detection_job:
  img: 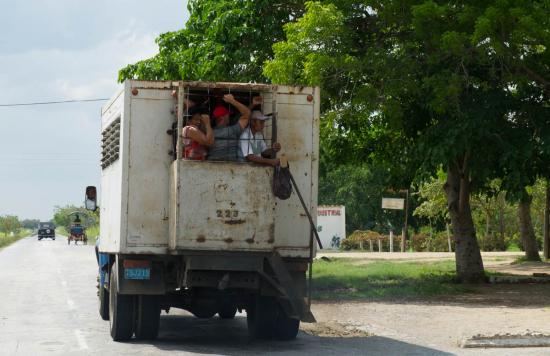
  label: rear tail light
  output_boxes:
[123,259,151,268]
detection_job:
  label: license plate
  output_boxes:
[124,267,150,280]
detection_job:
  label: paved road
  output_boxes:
[0,236,455,355]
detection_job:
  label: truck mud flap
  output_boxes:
[265,252,316,323]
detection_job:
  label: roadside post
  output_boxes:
[382,195,407,252]
[544,180,550,259]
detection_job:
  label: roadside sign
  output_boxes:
[382,198,405,210]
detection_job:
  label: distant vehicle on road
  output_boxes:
[37,222,55,240]
[67,213,88,245]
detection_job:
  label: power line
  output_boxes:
[0,98,109,107]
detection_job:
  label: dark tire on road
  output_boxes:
[274,311,300,340]
[246,296,277,339]
[191,308,217,319]
[134,295,160,340]
[98,274,109,321]
[218,304,237,319]
[109,263,134,341]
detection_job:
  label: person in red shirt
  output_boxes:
[182,105,214,160]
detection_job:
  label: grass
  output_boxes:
[512,256,528,265]
[0,229,32,249]
[312,258,471,300]
[506,243,521,252]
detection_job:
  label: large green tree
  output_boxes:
[119,0,306,82]
[265,1,549,282]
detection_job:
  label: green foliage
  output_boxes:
[313,258,468,300]
[320,162,413,234]
[265,0,550,196]
[341,230,381,250]
[413,170,448,224]
[53,205,99,230]
[119,0,306,82]
[506,243,522,252]
[410,230,452,252]
[20,219,40,230]
[0,215,21,237]
[0,229,31,249]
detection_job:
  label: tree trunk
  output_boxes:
[544,180,550,259]
[499,204,505,251]
[518,192,541,261]
[485,212,490,241]
[443,156,485,283]
[446,223,452,252]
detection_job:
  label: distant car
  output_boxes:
[37,222,55,240]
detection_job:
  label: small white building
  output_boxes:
[317,205,346,249]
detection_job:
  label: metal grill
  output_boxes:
[101,117,121,169]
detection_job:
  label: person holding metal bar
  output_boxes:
[207,94,253,161]
[239,110,281,166]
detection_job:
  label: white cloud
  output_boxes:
[0,1,189,219]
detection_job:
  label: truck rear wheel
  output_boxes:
[218,304,237,319]
[191,308,217,319]
[98,272,109,321]
[274,312,300,340]
[134,295,160,340]
[109,264,134,341]
[246,296,277,339]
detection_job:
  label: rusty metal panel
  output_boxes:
[126,88,174,249]
[272,86,319,258]
[170,160,276,251]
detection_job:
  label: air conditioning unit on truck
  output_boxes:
[87,80,319,341]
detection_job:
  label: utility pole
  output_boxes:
[401,189,409,252]
[544,180,550,259]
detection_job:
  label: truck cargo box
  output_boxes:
[99,80,319,259]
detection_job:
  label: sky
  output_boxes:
[0,1,189,221]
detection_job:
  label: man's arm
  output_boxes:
[261,142,281,158]
[223,94,250,129]
[245,154,280,167]
[184,116,214,147]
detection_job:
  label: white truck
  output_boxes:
[87,80,319,341]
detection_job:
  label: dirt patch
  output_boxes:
[300,321,372,338]
[310,283,550,354]
[487,261,550,276]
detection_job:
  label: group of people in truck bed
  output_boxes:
[181,94,281,166]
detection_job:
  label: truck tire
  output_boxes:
[191,308,217,319]
[98,273,109,321]
[218,305,237,319]
[109,264,134,341]
[134,295,160,340]
[246,296,277,339]
[274,312,300,340]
